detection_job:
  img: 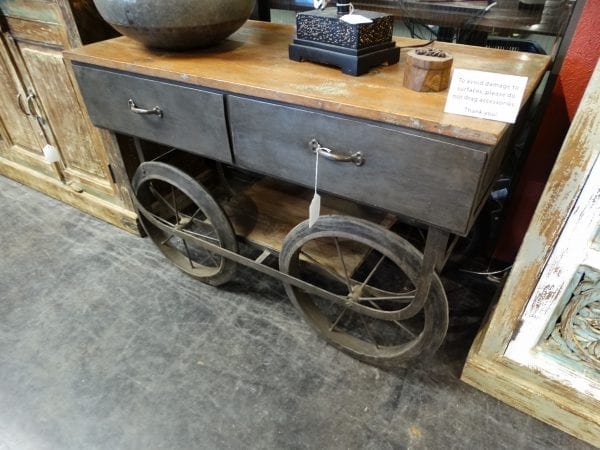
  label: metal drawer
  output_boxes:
[228,96,490,235]
[72,64,232,163]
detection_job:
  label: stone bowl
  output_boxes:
[93,0,256,50]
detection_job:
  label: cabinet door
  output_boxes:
[17,40,117,197]
[0,35,50,177]
[0,0,129,203]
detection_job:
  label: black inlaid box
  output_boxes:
[295,8,394,49]
[289,7,399,75]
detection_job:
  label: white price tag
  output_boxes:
[308,193,321,228]
[309,143,321,228]
[340,14,373,24]
[42,144,61,163]
[444,69,528,123]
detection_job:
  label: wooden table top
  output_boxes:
[64,20,550,146]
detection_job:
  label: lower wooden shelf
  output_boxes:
[222,176,396,275]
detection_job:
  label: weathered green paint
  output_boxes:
[462,61,600,447]
[0,0,61,24]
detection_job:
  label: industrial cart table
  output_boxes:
[64,21,549,367]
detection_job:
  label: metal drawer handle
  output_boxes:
[309,138,365,166]
[26,91,41,119]
[128,99,163,118]
[17,93,31,115]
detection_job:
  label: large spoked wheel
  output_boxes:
[279,216,449,367]
[132,161,237,286]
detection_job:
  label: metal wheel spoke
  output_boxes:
[362,285,416,298]
[148,208,221,246]
[206,251,220,267]
[149,211,178,229]
[185,207,204,224]
[180,216,220,245]
[358,294,414,303]
[300,250,348,286]
[148,183,177,219]
[186,209,213,230]
[359,254,386,291]
[181,239,195,269]
[334,237,353,292]
[160,234,175,245]
[171,186,181,223]
[392,321,417,339]
[364,299,417,339]
[202,227,219,241]
[300,249,398,300]
[329,306,348,332]
[358,314,379,349]
[179,220,221,267]
[180,228,221,244]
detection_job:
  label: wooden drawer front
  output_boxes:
[229,96,488,234]
[4,17,67,47]
[72,64,232,163]
[0,0,62,24]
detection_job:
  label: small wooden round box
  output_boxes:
[403,49,453,92]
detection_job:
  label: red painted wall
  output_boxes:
[494,0,600,262]
[560,2,600,119]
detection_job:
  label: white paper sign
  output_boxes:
[444,68,528,123]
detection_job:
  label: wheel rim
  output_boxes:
[280,216,448,364]
[132,162,237,284]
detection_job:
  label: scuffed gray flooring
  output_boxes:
[0,175,593,450]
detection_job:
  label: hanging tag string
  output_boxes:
[314,147,319,195]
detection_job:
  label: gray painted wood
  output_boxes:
[228,96,490,235]
[72,64,232,163]
[72,63,499,235]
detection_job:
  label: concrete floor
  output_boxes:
[0,175,593,450]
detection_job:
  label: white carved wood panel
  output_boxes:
[462,61,600,446]
[506,156,600,399]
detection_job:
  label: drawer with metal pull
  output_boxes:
[228,96,491,235]
[72,64,232,163]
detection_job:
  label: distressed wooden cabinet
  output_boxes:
[462,62,600,446]
[0,0,137,232]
